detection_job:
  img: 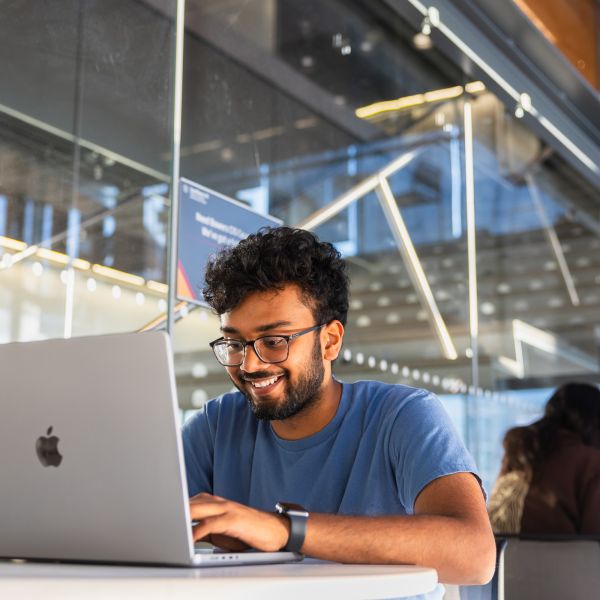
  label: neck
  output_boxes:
[270,376,342,441]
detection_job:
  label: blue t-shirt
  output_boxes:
[182,380,479,600]
[183,379,479,514]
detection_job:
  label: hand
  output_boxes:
[189,493,291,552]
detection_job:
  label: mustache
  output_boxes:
[241,370,286,381]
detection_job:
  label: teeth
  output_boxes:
[251,376,280,388]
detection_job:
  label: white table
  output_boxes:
[0,558,438,599]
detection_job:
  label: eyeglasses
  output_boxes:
[209,324,325,367]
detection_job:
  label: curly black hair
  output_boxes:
[203,227,349,325]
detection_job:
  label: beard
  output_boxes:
[233,336,325,421]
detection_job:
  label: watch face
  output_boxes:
[276,502,309,516]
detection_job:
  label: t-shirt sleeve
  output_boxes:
[181,404,216,497]
[389,389,481,514]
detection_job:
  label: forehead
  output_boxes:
[220,285,315,334]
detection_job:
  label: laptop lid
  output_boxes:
[0,331,195,566]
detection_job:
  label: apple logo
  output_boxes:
[36,426,63,467]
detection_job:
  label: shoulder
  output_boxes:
[348,379,431,404]
[182,390,250,438]
[347,379,440,419]
[555,431,600,464]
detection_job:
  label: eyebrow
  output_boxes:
[220,320,293,335]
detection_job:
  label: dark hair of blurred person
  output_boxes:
[488,382,600,536]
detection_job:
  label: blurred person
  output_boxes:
[489,383,600,535]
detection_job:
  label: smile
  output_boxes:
[243,374,284,392]
[250,375,281,388]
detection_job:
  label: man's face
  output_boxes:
[220,285,326,420]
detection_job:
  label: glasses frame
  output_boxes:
[209,323,325,367]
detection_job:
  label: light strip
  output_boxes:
[498,319,597,377]
[72,257,91,270]
[464,81,486,94]
[0,236,27,251]
[423,85,463,103]
[355,83,484,120]
[376,176,458,360]
[464,102,479,340]
[6,244,39,266]
[91,264,145,286]
[537,115,599,174]
[525,173,579,306]
[356,94,425,119]
[1,234,164,292]
[137,300,191,333]
[296,150,420,231]
[147,280,169,295]
[37,248,70,265]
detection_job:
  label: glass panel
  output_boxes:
[0,0,176,341]
[470,92,600,486]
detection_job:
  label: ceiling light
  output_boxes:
[32,262,43,277]
[357,315,371,327]
[191,389,208,408]
[413,7,439,50]
[481,301,496,315]
[413,32,433,50]
[147,280,168,295]
[464,81,486,94]
[0,236,27,251]
[192,362,208,378]
[92,264,144,286]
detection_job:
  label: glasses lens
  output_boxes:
[254,336,288,363]
[213,340,244,365]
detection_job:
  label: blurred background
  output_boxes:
[1,0,599,490]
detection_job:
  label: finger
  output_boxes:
[190,492,225,503]
[192,514,233,542]
[189,501,229,520]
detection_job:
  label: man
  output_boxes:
[182,227,495,587]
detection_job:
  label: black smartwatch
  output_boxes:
[275,502,309,552]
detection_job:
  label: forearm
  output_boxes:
[302,513,495,585]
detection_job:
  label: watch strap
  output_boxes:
[275,502,309,552]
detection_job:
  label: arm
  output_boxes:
[189,471,496,585]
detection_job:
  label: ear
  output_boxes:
[322,320,344,361]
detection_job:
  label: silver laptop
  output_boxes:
[0,331,302,567]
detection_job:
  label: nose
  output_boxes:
[240,342,264,372]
